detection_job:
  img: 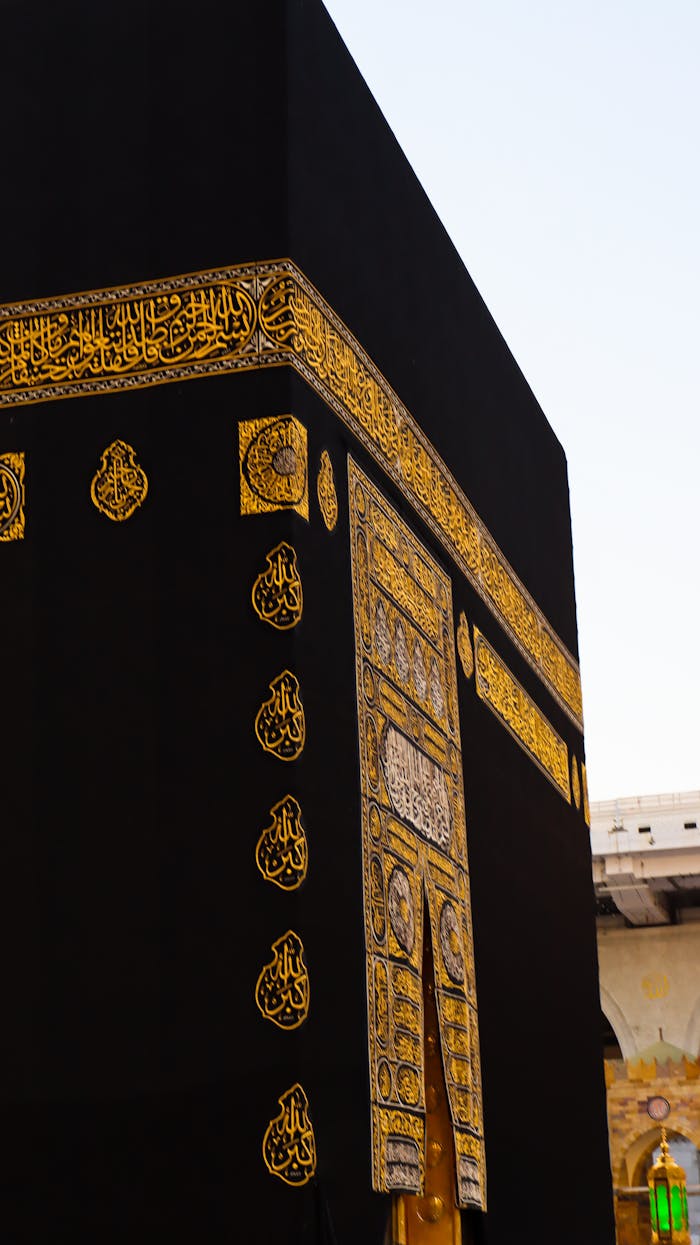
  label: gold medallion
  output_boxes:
[571,756,581,810]
[317,449,338,531]
[0,452,25,541]
[239,415,308,518]
[255,671,306,761]
[256,795,308,891]
[456,612,473,680]
[252,542,303,630]
[255,930,310,1031]
[262,1084,317,1187]
[90,440,148,522]
[582,762,591,827]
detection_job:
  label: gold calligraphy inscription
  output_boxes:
[0,452,25,541]
[282,270,582,730]
[239,415,308,519]
[456,611,473,680]
[473,628,570,802]
[0,277,258,398]
[255,930,310,1031]
[571,756,581,811]
[262,1084,317,1187]
[255,671,306,762]
[349,459,485,1211]
[317,449,338,531]
[0,262,582,733]
[582,762,591,827]
[252,542,303,630]
[90,439,148,521]
[256,795,308,891]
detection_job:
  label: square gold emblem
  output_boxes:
[238,416,308,520]
[0,452,25,541]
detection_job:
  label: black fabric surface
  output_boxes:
[0,1,613,1241]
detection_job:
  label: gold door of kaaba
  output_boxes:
[348,459,486,1214]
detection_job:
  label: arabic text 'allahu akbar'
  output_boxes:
[252,542,303,630]
[255,671,306,762]
[256,795,308,891]
[262,1084,317,1187]
[255,930,310,1031]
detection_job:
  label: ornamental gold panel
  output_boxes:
[255,930,310,1031]
[252,542,303,630]
[254,670,306,762]
[0,261,582,732]
[0,452,25,541]
[239,415,308,519]
[473,627,570,802]
[349,458,485,1211]
[90,440,148,522]
[262,1084,317,1187]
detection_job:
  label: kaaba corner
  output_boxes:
[0,1,615,1243]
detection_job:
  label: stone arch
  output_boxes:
[683,994,700,1056]
[621,1123,700,1188]
[600,984,636,1059]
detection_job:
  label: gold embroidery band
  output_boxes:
[0,261,582,731]
[473,628,571,803]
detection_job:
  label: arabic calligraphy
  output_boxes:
[286,269,583,729]
[349,461,485,1210]
[262,1083,317,1187]
[380,726,453,850]
[255,930,310,1031]
[0,453,24,541]
[255,671,306,762]
[256,795,308,891]
[317,449,338,531]
[473,628,570,802]
[238,415,308,519]
[456,612,473,680]
[90,440,148,521]
[0,262,582,736]
[0,281,257,396]
[252,542,303,630]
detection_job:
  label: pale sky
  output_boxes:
[324,0,700,802]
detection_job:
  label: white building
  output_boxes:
[591,792,700,1245]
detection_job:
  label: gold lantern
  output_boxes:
[648,1128,690,1245]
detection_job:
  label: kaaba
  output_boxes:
[0,2,615,1242]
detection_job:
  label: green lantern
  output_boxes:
[647,1128,690,1245]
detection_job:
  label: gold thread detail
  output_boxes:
[473,627,570,802]
[262,1084,317,1187]
[255,670,306,762]
[239,415,308,519]
[252,542,303,630]
[456,612,473,680]
[582,762,591,827]
[90,440,148,522]
[255,930,310,1030]
[0,261,581,730]
[0,452,25,541]
[350,459,485,1211]
[256,795,308,891]
[317,449,338,531]
[571,756,581,811]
